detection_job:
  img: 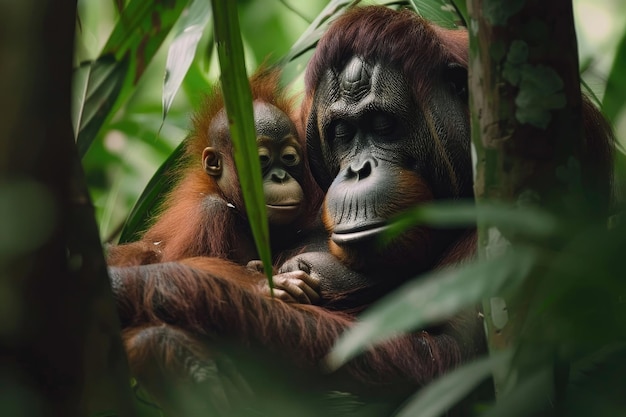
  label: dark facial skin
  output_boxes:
[203,101,306,228]
[254,102,306,225]
[307,56,472,273]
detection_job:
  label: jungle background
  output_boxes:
[1,0,625,416]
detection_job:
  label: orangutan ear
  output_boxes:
[202,147,222,177]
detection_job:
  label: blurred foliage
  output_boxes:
[74,0,626,416]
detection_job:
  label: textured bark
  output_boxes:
[0,1,136,416]
[467,0,586,396]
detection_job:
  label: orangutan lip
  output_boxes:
[331,222,390,244]
[266,204,300,211]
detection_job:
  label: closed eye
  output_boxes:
[329,120,356,142]
[371,113,395,136]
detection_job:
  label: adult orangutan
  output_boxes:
[110,5,615,415]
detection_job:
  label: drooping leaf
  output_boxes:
[280,0,354,65]
[395,351,512,417]
[450,0,468,26]
[118,140,185,243]
[565,344,626,417]
[211,0,273,285]
[480,366,553,417]
[75,0,188,157]
[102,0,188,61]
[409,0,463,29]
[602,24,626,125]
[326,247,537,369]
[73,55,129,157]
[162,0,212,120]
[580,78,601,109]
[383,201,559,244]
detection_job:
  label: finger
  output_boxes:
[277,270,320,290]
[291,278,321,304]
[281,279,318,305]
[269,288,297,303]
[246,260,264,273]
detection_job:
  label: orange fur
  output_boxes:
[108,68,323,267]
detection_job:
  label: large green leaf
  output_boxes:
[118,141,185,243]
[73,55,129,157]
[103,0,188,61]
[326,247,537,370]
[395,351,512,417]
[602,25,626,125]
[280,0,354,65]
[74,0,188,157]
[211,0,273,285]
[409,0,464,28]
[162,0,212,120]
[480,366,553,417]
[281,0,418,68]
[450,0,468,25]
[383,202,559,245]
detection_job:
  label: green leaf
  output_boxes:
[480,366,553,417]
[408,0,463,29]
[383,201,559,244]
[73,55,129,158]
[162,0,212,120]
[602,25,626,125]
[281,0,354,64]
[211,0,273,285]
[450,0,468,26]
[281,0,353,65]
[580,78,602,109]
[103,0,188,61]
[395,351,512,417]
[76,0,187,157]
[326,247,537,370]
[118,141,184,243]
[565,344,626,417]
[280,0,451,82]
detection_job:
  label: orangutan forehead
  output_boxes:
[319,58,408,108]
[304,7,450,94]
[253,101,296,139]
[339,57,372,103]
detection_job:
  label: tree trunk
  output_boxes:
[467,0,585,398]
[0,1,136,416]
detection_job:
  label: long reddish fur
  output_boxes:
[110,257,477,388]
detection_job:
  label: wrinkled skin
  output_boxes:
[276,45,476,306]
[305,55,473,278]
